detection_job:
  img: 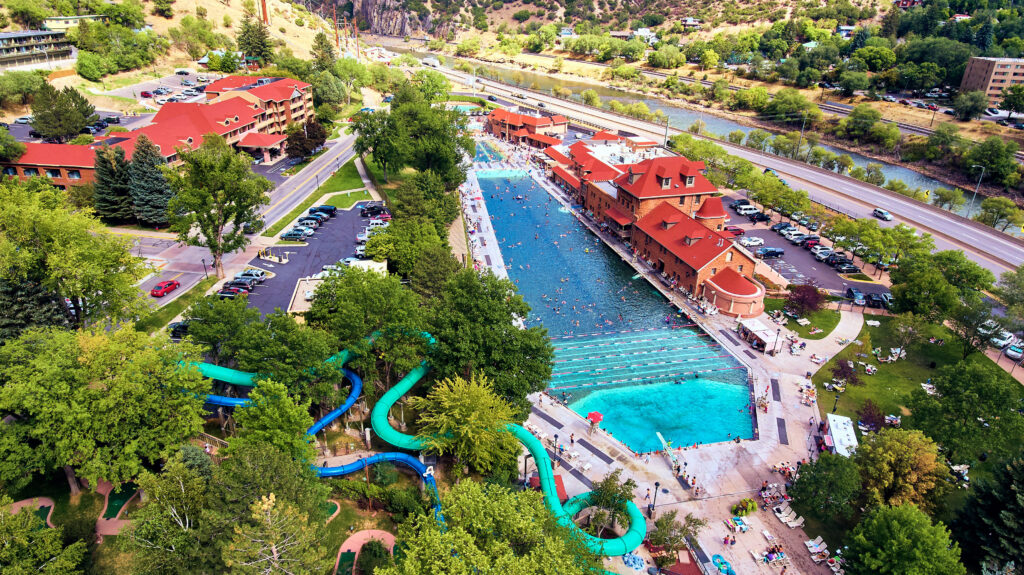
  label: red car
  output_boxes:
[150,280,180,297]
[140,90,153,98]
[371,212,392,222]
[724,226,745,237]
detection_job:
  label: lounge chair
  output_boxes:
[787,516,805,528]
[581,463,592,472]
[778,510,797,523]
[763,530,776,542]
[805,536,824,549]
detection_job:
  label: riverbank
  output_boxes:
[373,36,1010,202]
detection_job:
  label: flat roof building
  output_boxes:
[960,57,1024,105]
[0,30,73,71]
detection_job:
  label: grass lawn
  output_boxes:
[88,535,134,575]
[326,189,372,209]
[763,298,840,340]
[281,148,327,176]
[363,153,416,192]
[134,277,217,334]
[275,240,307,246]
[263,159,366,237]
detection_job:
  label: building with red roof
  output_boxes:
[486,108,567,144]
[0,77,311,185]
[632,202,763,317]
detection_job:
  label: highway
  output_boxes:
[441,66,1024,274]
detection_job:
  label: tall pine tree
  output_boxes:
[93,145,134,222]
[237,16,272,65]
[128,135,173,227]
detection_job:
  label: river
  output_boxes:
[391,47,1004,226]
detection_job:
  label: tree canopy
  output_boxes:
[846,505,965,575]
[853,428,947,512]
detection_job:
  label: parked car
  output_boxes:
[883,95,898,102]
[788,234,808,244]
[197,75,209,82]
[739,236,764,247]
[876,293,893,308]
[866,293,886,308]
[992,330,1017,348]
[360,204,390,218]
[155,97,169,105]
[310,205,338,216]
[15,116,31,124]
[181,79,195,86]
[182,88,199,97]
[734,205,759,216]
[782,229,805,241]
[168,321,190,339]
[224,278,256,291]
[296,217,320,229]
[367,219,389,230]
[729,199,750,210]
[810,245,832,257]
[372,211,392,222]
[872,208,894,221]
[104,115,119,124]
[175,69,190,75]
[235,269,267,283]
[341,257,361,266]
[354,245,366,258]
[1006,345,1024,360]
[536,102,546,108]
[149,280,180,297]
[303,211,329,223]
[845,287,866,306]
[836,263,861,274]
[749,212,771,223]
[802,238,821,248]
[280,230,307,241]
[218,289,241,299]
[356,228,378,243]
[724,225,745,236]
[826,254,852,266]
[140,90,153,98]
[770,222,793,233]
[755,247,785,259]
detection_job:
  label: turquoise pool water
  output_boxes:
[477,169,753,452]
[453,104,480,113]
[474,141,503,163]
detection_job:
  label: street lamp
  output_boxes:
[774,327,782,356]
[649,481,661,518]
[201,258,209,279]
[522,453,533,483]
[967,164,986,217]
[832,394,840,413]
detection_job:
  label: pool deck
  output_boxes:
[464,136,869,574]
[459,168,509,279]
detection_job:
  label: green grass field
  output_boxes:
[326,189,372,209]
[363,153,416,191]
[764,298,841,340]
[134,277,217,334]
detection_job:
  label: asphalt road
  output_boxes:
[243,206,365,315]
[260,135,357,229]
[440,67,1024,275]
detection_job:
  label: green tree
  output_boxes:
[409,373,518,474]
[122,452,208,574]
[0,326,211,489]
[890,265,959,322]
[581,89,601,107]
[0,494,86,574]
[31,83,98,143]
[908,361,1024,462]
[6,0,51,28]
[590,469,638,535]
[929,250,995,295]
[999,84,1024,121]
[310,31,336,72]
[0,127,25,160]
[305,269,428,395]
[699,49,719,70]
[184,295,261,365]
[931,188,966,211]
[836,103,881,141]
[648,510,708,558]
[364,217,445,276]
[166,135,272,278]
[954,457,1024,573]
[954,90,990,121]
[428,270,553,417]
[356,539,393,573]
[411,69,452,103]
[788,452,861,519]
[334,58,369,105]
[232,379,317,463]
[236,16,272,64]
[409,243,461,300]
[997,263,1024,328]
[853,428,948,512]
[353,110,409,183]
[888,312,927,357]
[129,134,173,227]
[93,145,134,222]
[152,0,175,18]
[377,481,602,575]
[846,505,965,575]
[838,71,870,97]
[0,178,146,326]
[853,46,896,72]
[975,196,1024,232]
[232,311,341,402]
[762,88,822,126]
[285,119,328,159]
[222,493,330,574]
[392,102,473,189]
[967,137,1021,189]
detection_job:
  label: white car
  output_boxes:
[991,330,1016,348]
[322,264,343,272]
[810,245,832,257]
[781,229,804,241]
[740,236,764,247]
[873,208,894,221]
[356,228,380,243]
[1006,345,1023,360]
[304,290,315,301]
[14,116,31,124]
[354,245,366,257]
[182,88,199,97]
[155,97,169,105]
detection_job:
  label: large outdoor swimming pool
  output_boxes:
[476,166,753,452]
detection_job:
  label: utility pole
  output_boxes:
[333,4,339,48]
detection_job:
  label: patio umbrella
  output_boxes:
[587,411,603,424]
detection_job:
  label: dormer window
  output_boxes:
[629,172,639,184]
[685,176,695,187]
[659,175,671,189]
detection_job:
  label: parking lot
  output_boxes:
[238,205,369,315]
[725,211,891,298]
[104,70,220,105]
[6,111,152,143]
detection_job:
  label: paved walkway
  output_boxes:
[8,497,56,528]
[333,529,395,575]
[95,479,133,540]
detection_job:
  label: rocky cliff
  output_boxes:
[354,0,423,36]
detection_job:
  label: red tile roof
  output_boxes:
[604,206,632,226]
[694,197,726,219]
[247,79,309,102]
[549,114,567,124]
[526,133,562,146]
[707,266,762,297]
[239,132,287,147]
[591,130,622,141]
[488,108,552,129]
[15,142,98,168]
[635,201,733,271]
[614,156,716,199]
[552,165,580,190]
[204,75,258,93]
[545,147,571,164]
[131,99,264,156]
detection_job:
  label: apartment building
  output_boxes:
[960,57,1024,105]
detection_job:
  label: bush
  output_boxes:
[731,498,758,516]
[356,539,392,574]
[75,51,109,82]
[372,462,398,486]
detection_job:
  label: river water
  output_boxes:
[393,47,1005,226]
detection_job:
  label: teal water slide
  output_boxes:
[195,335,646,556]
